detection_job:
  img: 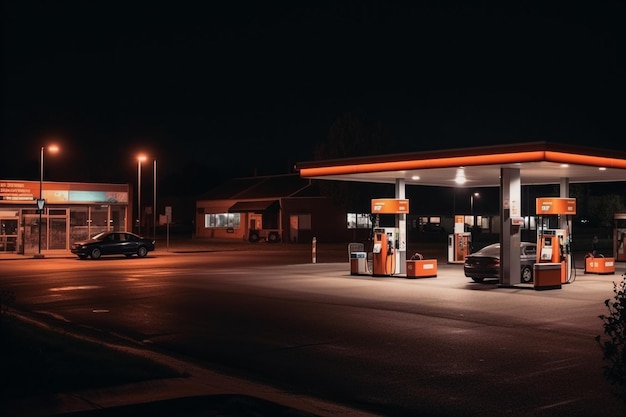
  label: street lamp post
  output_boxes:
[470,192,480,214]
[153,159,157,238]
[137,155,147,235]
[35,144,59,259]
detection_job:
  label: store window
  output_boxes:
[204,213,240,228]
[70,207,90,241]
[347,213,372,229]
[110,206,125,232]
[90,205,110,235]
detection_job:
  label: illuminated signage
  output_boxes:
[0,180,128,204]
[371,199,409,214]
[535,198,577,215]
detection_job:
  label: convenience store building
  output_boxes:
[0,180,130,255]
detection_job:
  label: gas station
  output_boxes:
[297,142,626,288]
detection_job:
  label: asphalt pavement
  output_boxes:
[1,239,383,417]
[1,238,623,417]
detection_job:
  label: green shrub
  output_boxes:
[596,272,626,389]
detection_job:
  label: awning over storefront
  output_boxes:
[228,200,280,213]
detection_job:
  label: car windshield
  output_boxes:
[91,232,110,240]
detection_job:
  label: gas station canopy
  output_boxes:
[296,141,626,287]
[296,142,626,188]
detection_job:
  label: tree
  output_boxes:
[596,273,626,400]
[590,194,625,227]
[314,111,396,161]
[314,112,397,210]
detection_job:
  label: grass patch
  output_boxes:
[0,314,184,400]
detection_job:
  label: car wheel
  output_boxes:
[267,232,280,243]
[90,248,101,259]
[521,265,533,283]
[77,254,88,260]
[137,246,148,257]
[471,277,484,283]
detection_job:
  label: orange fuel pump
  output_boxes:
[372,227,396,276]
[536,198,576,284]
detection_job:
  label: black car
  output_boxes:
[70,231,155,259]
[463,242,537,283]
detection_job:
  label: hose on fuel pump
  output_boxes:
[364,214,378,275]
[566,218,576,283]
[385,237,397,276]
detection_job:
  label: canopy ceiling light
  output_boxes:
[454,168,466,185]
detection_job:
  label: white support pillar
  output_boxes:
[500,168,521,286]
[559,177,570,231]
[395,178,407,274]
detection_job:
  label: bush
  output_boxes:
[595,273,626,390]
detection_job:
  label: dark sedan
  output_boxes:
[70,231,155,259]
[463,242,537,283]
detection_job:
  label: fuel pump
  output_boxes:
[369,198,407,277]
[448,215,471,263]
[372,227,397,276]
[536,198,576,283]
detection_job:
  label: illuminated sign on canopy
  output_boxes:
[371,198,409,214]
[536,197,577,215]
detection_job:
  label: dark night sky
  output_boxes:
[2,1,625,193]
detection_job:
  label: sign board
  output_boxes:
[536,198,577,215]
[165,206,172,223]
[511,217,525,226]
[371,199,409,214]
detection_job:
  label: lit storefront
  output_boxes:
[0,180,130,254]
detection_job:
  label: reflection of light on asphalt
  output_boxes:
[126,271,171,281]
[49,285,100,291]
[92,309,110,313]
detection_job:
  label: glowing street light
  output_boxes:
[35,144,59,259]
[470,192,480,214]
[137,154,147,235]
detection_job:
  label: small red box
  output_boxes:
[406,259,437,278]
[585,257,615,275]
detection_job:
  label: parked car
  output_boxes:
[463,242,537,283]
[70,231,155,260]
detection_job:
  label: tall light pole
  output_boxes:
[470,192,480,214]
[137,154,147,235]
[153,159,157,238]
[35,144,59,259]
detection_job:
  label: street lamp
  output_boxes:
[137,154,147,235]
[35,144,59,259]
[470,192,480,214]
[153,159,157,238]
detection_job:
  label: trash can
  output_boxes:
[350,252,368,275]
